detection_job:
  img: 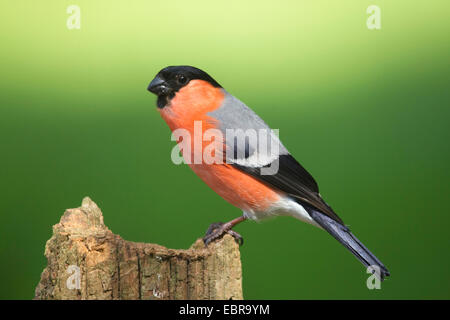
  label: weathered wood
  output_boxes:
[34,197,243,300]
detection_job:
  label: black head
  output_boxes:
[147,66,222,108]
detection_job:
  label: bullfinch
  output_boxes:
[147,66,390,280]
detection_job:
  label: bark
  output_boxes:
[34,197,243,300]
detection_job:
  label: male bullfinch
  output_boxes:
[147,66,390,280]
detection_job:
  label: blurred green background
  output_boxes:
[0,0,449,299]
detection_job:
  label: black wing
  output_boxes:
[232,154,344,224]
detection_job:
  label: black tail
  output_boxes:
[307,208,390,280]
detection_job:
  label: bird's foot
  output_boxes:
[203,222,244,246]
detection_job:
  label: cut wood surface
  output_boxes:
[34,197,243,300]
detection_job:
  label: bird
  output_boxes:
[147,65,390,280]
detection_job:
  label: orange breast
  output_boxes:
[159,80,280,212]
[189,162,280,212]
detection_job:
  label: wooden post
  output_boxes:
[34,197,243,300]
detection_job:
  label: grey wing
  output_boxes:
[208,92,343,224]
[207,92,289,165]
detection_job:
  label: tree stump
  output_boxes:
[34,197,243,300]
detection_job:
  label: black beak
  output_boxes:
[147,75,169,95]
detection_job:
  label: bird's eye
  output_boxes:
[177,74,188,85]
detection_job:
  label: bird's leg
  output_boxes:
[203,216,246,246]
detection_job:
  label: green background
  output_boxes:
[1,0,449,299]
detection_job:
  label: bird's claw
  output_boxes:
[203,222,244,246]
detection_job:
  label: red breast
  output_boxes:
[158,80,281,212]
